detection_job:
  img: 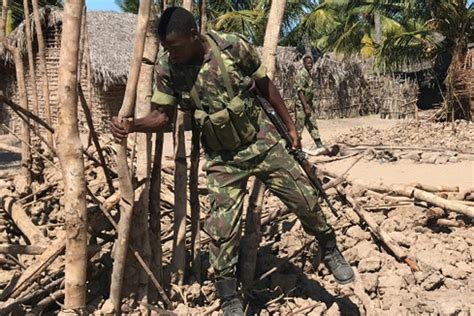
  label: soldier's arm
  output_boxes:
[132,105,174,133]
[298,90,312,115]
[255,76,300,149]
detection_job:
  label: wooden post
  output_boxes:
[105,0,151,313]
[3,42,32,189]
[22,0,40,121]
[32,0,53,147]
[199,0,207,33]
[0,0,8,41]
[149,130,164,302]
[126,7,158,311]
[171,109,187,286]
[56,0,87,312]
[190,120,201,282]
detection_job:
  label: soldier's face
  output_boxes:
[161,30,200,64]
[304,58,313,71]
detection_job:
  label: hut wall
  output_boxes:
[3,24,123,137]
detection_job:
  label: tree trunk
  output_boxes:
[124,8,158,312]
[199,0,207,33]
[22,0,40,121]
[105,0,151,313]
[261,0,286,79]
[4,42,32,189]
[55,0,87,312]
[374,12,381,45]
[32,0,53,147]
[0,0,8,41]
[182,0,192,10]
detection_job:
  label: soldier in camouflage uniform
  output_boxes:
[295,55,323,148]
[110,7,354,315]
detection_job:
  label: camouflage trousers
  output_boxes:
[203,141,332,279]
[295,101,321,144]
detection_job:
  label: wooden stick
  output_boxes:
[336,186,418,271]
[0,244,47,255]
[78,85,115,193]
[0,142,21,154]
[1,197,48,246]
[6,231,66,299]
[2,124,57,169]
[171,110,187,286]
[410,183,459,193]
[0,0,8,41]
[22,0,41,121]
[32,0,53,146]
[3,42,32,186]
[106,0,151,312]
[189,121,201,282]
[87,188,172,309]
[0,95,54,133]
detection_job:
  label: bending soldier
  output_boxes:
[110,7,354,315]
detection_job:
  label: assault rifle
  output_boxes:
[256,94,339,216]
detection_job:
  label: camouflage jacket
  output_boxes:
[295,68,315,106]
[151,30,282,162]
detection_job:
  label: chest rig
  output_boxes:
[189,34,260,153]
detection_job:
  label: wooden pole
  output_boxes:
[149,130,164,302]
[105,0,151,313]
[190,120,201,282]
[56,0,87,312]
[128,7,158,311]
[3,42,32,189]
[171,109,187,286]
[0,0,8,41]
[31,0,53,147]
[22,0,40,121]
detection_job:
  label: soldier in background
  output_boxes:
[295,55,324,148]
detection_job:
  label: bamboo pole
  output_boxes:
[3,41,32,188]
[31,0,53,147]
[105,0,151,313]
[22,0,40,121]
[56,0,87,312]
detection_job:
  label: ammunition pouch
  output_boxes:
[194,95,259,152]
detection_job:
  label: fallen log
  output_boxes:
[0,142,21,154]
[1,197,49,246]
[0,244,47,255]
[321,169,474,218]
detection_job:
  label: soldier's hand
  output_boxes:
[288,128,301,150]
[110,116,134,142]
[304,107,312,117]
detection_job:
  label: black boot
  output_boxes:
[317,231,355,284]
[215,278,244,316]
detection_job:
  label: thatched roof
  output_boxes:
[0,6,137,89]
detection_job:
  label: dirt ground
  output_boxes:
[0,114,472,315]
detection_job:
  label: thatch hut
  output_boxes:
[0,7,137,134]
